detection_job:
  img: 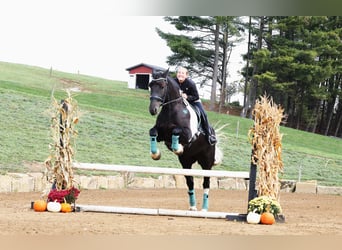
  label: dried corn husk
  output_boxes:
[248,95,284,200]
[45,90,79,190]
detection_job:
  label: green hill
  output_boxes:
[0,61,341,186]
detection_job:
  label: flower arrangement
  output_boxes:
[47,186,80,204]
[248,196,282,216]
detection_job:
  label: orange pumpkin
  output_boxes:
[260,212,275,225]
[60,202,72,213]
[33,200,47,212]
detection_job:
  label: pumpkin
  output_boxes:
[260,212,275,225]
[60,202,72,213]
[246,209,261,224]
[33,200,47,212]
[47,201,62,212]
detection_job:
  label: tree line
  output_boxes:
[156,16,341,137]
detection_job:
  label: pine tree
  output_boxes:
[156,16,244,109]
[245,16,341,135]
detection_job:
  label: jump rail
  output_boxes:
[74,163,250,179]
[75,204,243,219]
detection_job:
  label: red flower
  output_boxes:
[48,186,80,203]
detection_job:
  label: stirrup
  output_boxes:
[208,135,217,145]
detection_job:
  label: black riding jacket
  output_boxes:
[174,77,200,103]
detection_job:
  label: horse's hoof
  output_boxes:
[150,150,161,160]
[151,154,161,160]
[201,209,208,212]
[173,145,184,155]
[189,206,197,211]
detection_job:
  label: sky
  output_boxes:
[0,1,246,85]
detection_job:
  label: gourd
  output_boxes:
[47,200,62,212]
[60,202,72,213]
[33,200,47,212]
[246,209,261,224]
[260,212,275,225]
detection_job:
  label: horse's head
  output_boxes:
[148,68,169,115]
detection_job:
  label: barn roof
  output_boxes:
[125,63,166,72]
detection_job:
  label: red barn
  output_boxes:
[126,63,166,90]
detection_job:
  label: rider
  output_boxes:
[174,66,217,145]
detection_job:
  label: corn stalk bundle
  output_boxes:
[248,95,284,200]
[45,91,79,190]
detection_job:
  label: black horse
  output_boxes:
[148,68,221,211]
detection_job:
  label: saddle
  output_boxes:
[182,98,203,132]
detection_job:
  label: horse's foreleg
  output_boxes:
[149,128,161,160]
[171,128,184,155]
[185,176,197,211]
[202,177,210,211]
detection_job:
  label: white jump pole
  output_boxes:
[74,163,250,179]
[157,208,240,219]
[76,204,241,219]
[76,204,159,215]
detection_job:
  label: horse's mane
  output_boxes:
[166,76,181,93]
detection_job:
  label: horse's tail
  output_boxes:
[212,122,229,165]
[214,144,223,165]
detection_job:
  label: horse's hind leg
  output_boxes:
[202,177,210,211]
[185,175,197,211]
[149,127,161,160]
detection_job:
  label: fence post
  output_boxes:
[248,150,258,204]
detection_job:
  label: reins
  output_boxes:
[161,96,183,107]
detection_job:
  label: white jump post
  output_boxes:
[74,163,253,220]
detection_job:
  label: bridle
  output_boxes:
[149,77,182,107]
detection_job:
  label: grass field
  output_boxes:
[0,61,341,186]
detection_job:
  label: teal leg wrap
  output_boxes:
[150,136,158,154]
[188,189,196,207]
[202,193,209,210]
[171,134,179,151]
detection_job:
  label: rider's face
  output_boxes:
[176,69,188,83]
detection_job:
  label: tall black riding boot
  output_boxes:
[201,115,217,145]
[206,126,217,145]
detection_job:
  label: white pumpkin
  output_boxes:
[47,201,62,212]
[246,210,261,224]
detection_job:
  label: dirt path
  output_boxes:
[1,189,342,235]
